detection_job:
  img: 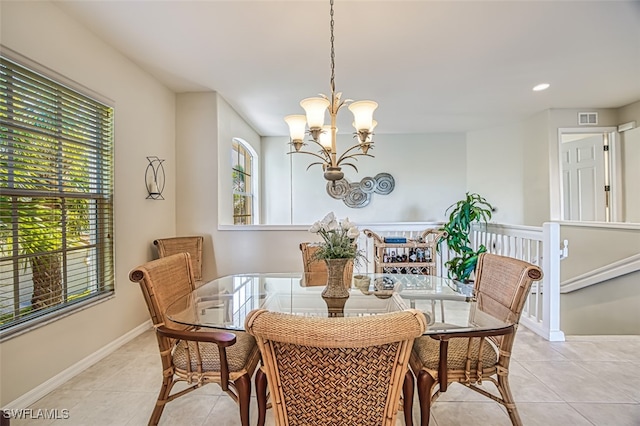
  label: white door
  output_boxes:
[561,134,606,221]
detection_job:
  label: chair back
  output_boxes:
[474,252,543,322]
[299,242,354,287]
[154,236,204,281]
[246,309,426,426]
[129,252,196,329]
[473,252,543,353]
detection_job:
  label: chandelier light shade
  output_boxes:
[318,125,334,150]
[349,100,378,132]
[284,114,307,151]
[300,97,331,129]
[285,0,378,182]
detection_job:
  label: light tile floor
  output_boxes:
[12,327,640,425]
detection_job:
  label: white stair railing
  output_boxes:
[471,222,565,341]
[355,221,566,341]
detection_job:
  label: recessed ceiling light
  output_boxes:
[533,83,550,91]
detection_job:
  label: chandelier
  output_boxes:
[284,0,378,183]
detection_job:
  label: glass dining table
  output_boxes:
[165,272,515,334]
[165,272,517,394]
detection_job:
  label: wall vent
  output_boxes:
[578,112,598,125]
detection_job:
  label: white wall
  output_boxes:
[546,108,620,221]
[561,271,640,335]
[464,107,636,228]
[175,97,469,277]
[522,111,552,226]
[217,96,262,226]
[261,136,293,225]
[175,93,295,279]
[622,127,640,222]
[464,106,640,227]
[262,133,468,224]
[559,222,640,335]
[466,123,526,224]
[618,101,640,223]
[174,93,219,279]
[175,93,316,278]
[560,223,640,279]
[1,1,176,405]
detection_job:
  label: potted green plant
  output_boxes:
[439,192,494,282]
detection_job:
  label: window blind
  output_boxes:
[0,56,114,337]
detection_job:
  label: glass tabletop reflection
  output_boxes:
[164,272,514,336]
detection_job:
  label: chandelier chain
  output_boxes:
[330,0,335,95]
[284,0,376,183]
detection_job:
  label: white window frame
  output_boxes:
[0,50,115,340]
[232,137,259,225]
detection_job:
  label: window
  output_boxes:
[232,138,256,225]
[0,55,114,338]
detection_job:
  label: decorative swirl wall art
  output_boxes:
[326,172,395,208]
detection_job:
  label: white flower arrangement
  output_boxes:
[309,212,362,260]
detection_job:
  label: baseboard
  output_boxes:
[4,320,152,409]
[520,318,566,342]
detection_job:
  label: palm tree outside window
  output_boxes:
[0,55,114,337]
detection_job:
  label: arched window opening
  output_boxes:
[232,138,257,224]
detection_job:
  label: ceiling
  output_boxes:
[52,0,640,137]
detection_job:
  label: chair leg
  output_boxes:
[255,369,267,426]
[234,374,252,426]
[149,375,174,425]
[402,370,414,426]
[416,370,437,426]
[497,374,523,426]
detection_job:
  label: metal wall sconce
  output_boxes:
[145,156,165,200]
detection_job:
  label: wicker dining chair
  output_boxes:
[153,236,204,284]
[246,308,427,426]
[299,242,354,287]
[409,253,543,426]
[129,253,261,426]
